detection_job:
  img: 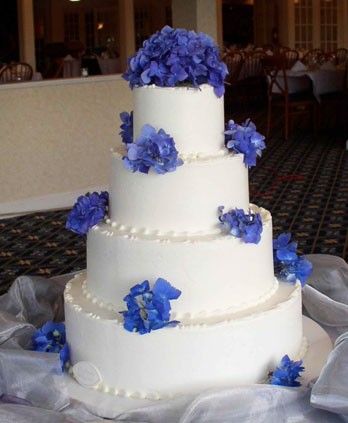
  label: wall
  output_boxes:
[0,75,132,213]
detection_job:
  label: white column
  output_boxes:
[172,0,222,45]
[17,0,36,70]
[119,0,135,71]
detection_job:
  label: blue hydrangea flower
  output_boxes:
[120,278,182,334]
[273,233,313,287]
[278,256,313,287]
[32,321,70,369]
[225,119,266,168]
[123,124,183,174]
[273,233,298,263]
[66,191,109,236]
[119,111,133,144]
[269,355,304,387]
[218,206,263,244]
[123,26,228,98]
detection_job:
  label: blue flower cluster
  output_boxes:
[119,111,133,144]
[225,119,266,168]
[123,124,183,174]
[123,26,228,97]
[273,233,313,287]
[32,321,70,370]
[120,278,182,334]
[218,206,263,244]
[66,191,109,236]
[269,354,304,387]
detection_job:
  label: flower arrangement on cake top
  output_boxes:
[218,206,263,244]
[66,191,109,236]
[32,321,70,370]
[269,354,304,387]
[123,124,183,174]
[120,278,181,334]
[123,26,228,97]
[273,233,313,287]
[225,119,266,168]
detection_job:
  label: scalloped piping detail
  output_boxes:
[81,277,279,321]
[92,204,271,243]
[67,336,308,401]
[64,273,302,329]
[111,146,236,164]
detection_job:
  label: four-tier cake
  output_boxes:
[64,27,309,400]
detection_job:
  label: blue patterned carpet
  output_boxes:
[0,111,347,294]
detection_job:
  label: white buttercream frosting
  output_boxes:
[86,206,276,318]
[109,148,249,233]
[133,84,225,155]
[65,275,305,398]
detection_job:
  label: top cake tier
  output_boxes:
[133,84,225,155]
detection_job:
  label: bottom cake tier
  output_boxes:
[64,273,306,399]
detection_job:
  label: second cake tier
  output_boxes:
[87,206,276,319]
[109,150,249,233]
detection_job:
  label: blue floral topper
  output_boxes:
[225,119,266,168]
[66,191,109,236]
[120,278,182,334]
[123,124,183,174]
[269,354,304,387]
[32,321,70,370]
[123,26,228,98]
[218,206,263,244]
[273,233,313,287]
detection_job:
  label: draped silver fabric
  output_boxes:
[0,254,347,422]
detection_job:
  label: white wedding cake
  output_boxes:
[64,27,308,400]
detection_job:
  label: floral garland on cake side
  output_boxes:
[273,233,313,287]
[218,206,263,244]
[66,191,109,236]
[32,321,70,370]
[224,119,266,168]
[123,26,228,98]
[120,278,182,334]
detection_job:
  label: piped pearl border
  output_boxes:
[92,204,271,243]
[81,277,279,322]
[64,273,301,329]
[67,336,308,401]
[111,146,233,164]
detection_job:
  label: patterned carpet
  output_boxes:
[0,111,347,294]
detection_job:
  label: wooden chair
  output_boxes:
[0,62,33,83]
[222,51,244,85]
[221,51,244,111]
[236,51,266,110]
[262,55,317,140]
[283,49,299,69]
[335,48,348,65]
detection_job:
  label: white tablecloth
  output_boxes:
[274,66,346,101]
[97,58,120,75]
[63,58,81,78]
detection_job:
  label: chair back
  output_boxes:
[335,48,348,65]
[302,49,325,67]
[241,51,265,79]
[283,49,299,69]
[0,62,33,83]
[222,51,244,84]
[262,55,288,97]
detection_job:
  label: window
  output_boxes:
[64,13,79,42]
[294,0,313,50]
[320,0,338,52]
